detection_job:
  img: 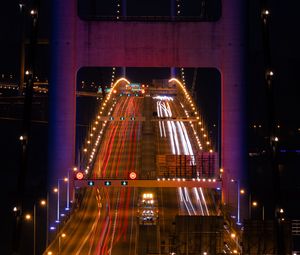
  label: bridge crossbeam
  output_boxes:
[74,179,221,189]
[97,116,198,122]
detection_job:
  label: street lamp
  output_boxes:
[58,233,66,254]
[231,179,245,225]
[53,178,68,223]
[66,167,77,211]
[251,200,265,220]
[24,199,46,255]
[63,177,70,211]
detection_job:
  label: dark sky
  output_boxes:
[1,0,300,254]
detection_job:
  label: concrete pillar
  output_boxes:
[48,0,77,223]
[220,0,247,221]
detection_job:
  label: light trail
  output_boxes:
[167,120,176,154]
[171,121,181,155]
[108,190,121,255]
[178,187,192,215]
[184,187,197,215]
[193,187,205,215]
[199,188,210,215]
[176,122,189,155]
[179,121,195,164]
[156,97,211,217]
[46,86,217,254]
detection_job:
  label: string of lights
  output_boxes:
[116,0,121,20]
[169,78,214,153]
[176,0,182,16]
[81,78,130,176]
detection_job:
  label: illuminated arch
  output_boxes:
[105,77,130,100]
[168,77,214,153]
[168,77,193,103]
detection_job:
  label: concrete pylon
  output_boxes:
[49,0,247,222]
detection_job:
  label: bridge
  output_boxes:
[42,77,243,255]
[9,0,249,254]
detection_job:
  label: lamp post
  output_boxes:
[46,192,49,247]
[58,233,66,254]
[66,167,77,211]
[54,177,68,223]
[251,200,265,220]
[66,170,70,211]
[231,179,244,225]
[33,203,36,255]
[53,187,59,223]
[24,199,46,255]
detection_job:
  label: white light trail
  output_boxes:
[179,187,192,216]
[159,101,167,137]
[176,122,189,155]
[184,187,197,215]
[153,95,174,101]
[193,187,204,215]
[171,121,180,155]
[199,188,209,215]
[157,97,211,217]
[157,102,163,137]
[167,121,176,154]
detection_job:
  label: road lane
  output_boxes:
[44,86,220,255]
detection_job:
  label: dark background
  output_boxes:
[1,0,300,254]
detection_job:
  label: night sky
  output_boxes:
[1,0,300,254]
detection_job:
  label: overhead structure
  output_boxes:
[49,0,247,218]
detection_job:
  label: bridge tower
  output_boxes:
[49,1,247,220]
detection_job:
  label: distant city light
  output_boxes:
[262,9,270,16]
[25,214,31,220]
[30,9,37,15]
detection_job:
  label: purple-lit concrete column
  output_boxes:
[49,0,77,223]
[220,0,247,221]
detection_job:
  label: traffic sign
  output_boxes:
[121,181,128,186]
[88,181,94,186]
[129,171,137,180]
[104,181,111,186]
[76,172,84,180]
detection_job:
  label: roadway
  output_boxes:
[44,85,219,255]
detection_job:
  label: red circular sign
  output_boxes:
[76,172,84,180]
[129,171,137,180]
